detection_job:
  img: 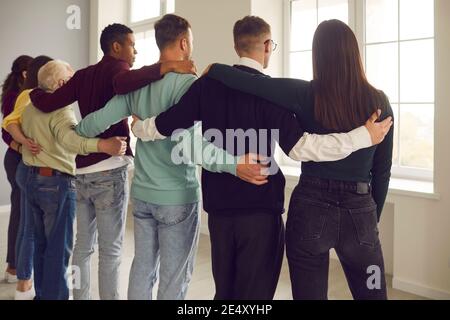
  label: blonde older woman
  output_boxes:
[5,60,127,300]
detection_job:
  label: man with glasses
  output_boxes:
[130,16,386,299]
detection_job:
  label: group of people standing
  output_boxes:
[1,13,393,300]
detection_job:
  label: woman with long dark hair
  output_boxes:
[1,55,33,283]
[207,19,394,300]
[3,55,53,299]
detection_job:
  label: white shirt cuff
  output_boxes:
[348,126,372,151]
[132,117,167,142]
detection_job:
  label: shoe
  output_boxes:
[15,286,35,300]
[4,271,18,284]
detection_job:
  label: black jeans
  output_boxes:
[208,210,285,300]
[286,176,387,300]
[4,148,21,269]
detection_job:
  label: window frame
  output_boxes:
[128,0,171,28]
[127,0,173,152]
[282,0,435,182]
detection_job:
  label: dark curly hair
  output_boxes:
[100,23,134,55]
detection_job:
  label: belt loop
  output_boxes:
[327,180,332,193]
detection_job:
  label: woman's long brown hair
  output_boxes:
[313,20,384,131]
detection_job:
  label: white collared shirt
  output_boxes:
[237,57,265,73]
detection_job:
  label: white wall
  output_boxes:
[0,0,90,206]
[251,0,284,77]
[175,0,252,73]
[90,0,128,64]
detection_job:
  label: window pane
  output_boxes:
[399,104,434,169]
[131,0,161,23]
[400,0,434,40]
[167,0,175,14]
[400,39,434,102]
[133,30,160,70]
[391,104,399,165]
[291,0,317,52]
[318,0,348,24]
[366,43,399,103]
[365,0,398,43]
[290,51,313,81]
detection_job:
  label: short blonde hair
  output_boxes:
[38,60,74,92]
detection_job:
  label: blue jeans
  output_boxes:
[26,167,76,300]
[15,161,34,281]
[72,166,129,300]
[128,199,200,300]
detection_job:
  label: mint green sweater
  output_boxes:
[76,73,237,205]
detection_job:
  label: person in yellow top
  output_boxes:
[2,59,47,156]
[5,59,127,300]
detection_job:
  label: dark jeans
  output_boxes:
[208,210,284,300]
[4,148,21,269]
[26,167,76,300]
[286,176,387,300]
[15,161,34,280]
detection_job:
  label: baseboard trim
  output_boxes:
[393,277,450,300]
[0,205,11,216]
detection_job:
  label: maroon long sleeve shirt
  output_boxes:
[30,55,162,169]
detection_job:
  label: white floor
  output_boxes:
[0,210,426,300]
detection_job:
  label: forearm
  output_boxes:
[113,63,163,95]
[186,125,237,175]
[5,123,29,145]
[58,127,100,155]
[371,176,391,221]
[76,96,131,138]
[30,87,76,113]
[289,126,372,162]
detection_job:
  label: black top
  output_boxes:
[155,66,304,215]
[208,64,394,217]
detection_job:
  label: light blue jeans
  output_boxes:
[128,199,200,300]
[71,166,129,300]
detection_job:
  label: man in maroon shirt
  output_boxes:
[29,23,194,300]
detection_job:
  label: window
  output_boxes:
[285,0,435,181]
[365,0,435,179]
[289,0,348,80]
[128,0,175,151]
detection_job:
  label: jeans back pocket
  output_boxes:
[288,197,329,241]
[348,206,379,247]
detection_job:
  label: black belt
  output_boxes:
[299,176,371,195]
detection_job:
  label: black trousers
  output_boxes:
[286,176,387,300]
[208,210,284,300]
[4,148,21,269]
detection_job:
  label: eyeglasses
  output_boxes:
[264,39,278,52]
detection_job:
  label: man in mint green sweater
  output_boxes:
[75,14,260,300]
